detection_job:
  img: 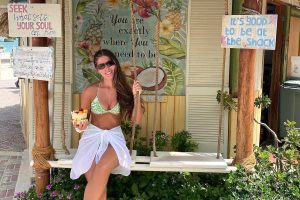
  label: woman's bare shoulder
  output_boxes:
[82,82,99,96]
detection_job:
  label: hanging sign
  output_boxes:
[12,47,54,81]
[291,56,300,78]
[7,3,61,37]
[221,15,278,50]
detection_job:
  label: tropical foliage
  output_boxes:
[16,121,300,200]
[162,58,184,95]
[216,91,272,111]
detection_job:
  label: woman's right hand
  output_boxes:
[72,119,89,133]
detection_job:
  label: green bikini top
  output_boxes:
[91,84,120,115]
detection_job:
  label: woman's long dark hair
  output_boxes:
[94,49,134,121]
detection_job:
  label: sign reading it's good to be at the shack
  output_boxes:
[221,15,278,50]
[12,47,54,81]
[7,3,61,37]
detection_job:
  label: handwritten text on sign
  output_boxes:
[221,15,278,49]
[12,47,54,81]
[7,4,61,37]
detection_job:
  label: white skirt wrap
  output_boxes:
[70,124,131,180]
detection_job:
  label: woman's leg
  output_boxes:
[83,144,119,200]
[100,188,107,200]
[85,160,96,182]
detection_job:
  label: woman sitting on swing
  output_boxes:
[71,49,143,200]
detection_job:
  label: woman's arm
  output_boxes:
[72,87,92,131]
[131,80,143,124]
[80,87,92,119]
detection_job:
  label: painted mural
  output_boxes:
[73,0,188,96]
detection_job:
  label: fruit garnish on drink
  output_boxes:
[71,108,88,125]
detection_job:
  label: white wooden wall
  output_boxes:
[186,0,230,156]
[50,0,73,153]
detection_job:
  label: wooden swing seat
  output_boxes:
[31,149,236,173]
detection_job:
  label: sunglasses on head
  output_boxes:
[96,60,115,70]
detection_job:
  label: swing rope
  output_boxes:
[60,0,70,155]
[128,0,140,155]
[128,0,161,156]
[217,0,229,159]
[152,1,161,157]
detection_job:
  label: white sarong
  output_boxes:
[70,124,131,180]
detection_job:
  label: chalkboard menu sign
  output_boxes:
[12,47,53,81]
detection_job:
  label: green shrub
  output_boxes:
[226,121,300,199]
[150,130,170,151]
[171,130,198,152]
[15,168,86,200]
[16,122,300,200]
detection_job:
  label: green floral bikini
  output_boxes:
[91,83,120,115]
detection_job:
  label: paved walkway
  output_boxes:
[0,80,26,200]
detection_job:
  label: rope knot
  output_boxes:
[233,153,257,171]
[32,144,56,169]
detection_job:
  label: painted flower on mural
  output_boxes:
[77,39,101,64]
[160,19,174,37]
[133,0,159,18]
[121,62,134,76]
[105,0,120,8]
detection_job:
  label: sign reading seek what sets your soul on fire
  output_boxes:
[7,3,61,37]
[221,15,278,50]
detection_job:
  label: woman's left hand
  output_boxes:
[132,80,142,96]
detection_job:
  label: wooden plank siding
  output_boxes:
[71,95,186,148]
[186,0,230,156]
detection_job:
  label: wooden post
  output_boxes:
[235,0,260,165]
[268,5,284,133]
[30,0,50,194]
[230,0,243,97]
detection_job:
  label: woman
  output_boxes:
[71,49,143,200]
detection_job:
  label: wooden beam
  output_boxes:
[282,5,291,82]
[230,0,244,97]
[235,0,260,165]
[30,0,50,194]
[268,5,285,133]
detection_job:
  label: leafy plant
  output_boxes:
[254,94,271,109]
[15,168,86,200]
[226,121,300,199]
[162,58,184,95]
[171,130,198,152]
[150,131,170,151]
[15,122,300,200]
[216,91,271,111]
[216,90,237,111]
